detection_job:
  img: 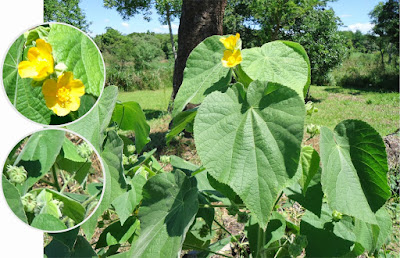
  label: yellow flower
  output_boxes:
[18,39,54,81]
[222,49,242,68]
[219,33,241,50]
[42,72,85,116]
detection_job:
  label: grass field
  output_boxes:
[118,85,399,136]
[307,85,399,136]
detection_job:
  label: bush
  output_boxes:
[332,52,399,91]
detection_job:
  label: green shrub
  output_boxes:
[332,52,399,91]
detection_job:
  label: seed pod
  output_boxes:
[7,165,27,184]
[77,142,93,159]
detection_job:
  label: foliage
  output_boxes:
[44,0,91,32]
[331,52,399,91]
[44,33,396,257]
[288,7,348,85]
[94,29,175,91]
[2,130,101,231]
[2,24,104,124]
[223,0,346,85]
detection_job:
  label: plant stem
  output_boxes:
[199,204,246,209]
[60,172,75,193]
[274,191,284,209]
[39,178,56,187]
[51,166,61,191]
[82,191,101,207]
[213,218,243,249]
[182,243,232,258]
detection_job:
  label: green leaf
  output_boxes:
[246,212,286,257]
[62,138,86,163]
[285,170,324,217]
[194,81,305,229]
[172,35,232,117]
[81,131,127,240]
[241,41,310,97]
[2,175,28,223]
[16,130,65,192]
[126,170,199,257]
[3,35,25,103]
[298,145,320,195]
[167,109,197,144]
[67,86,119,152]
[354,207,392,253]
[96,216,140,249]
[112,101,150,153]
[31,213,67,231]
[49,227,79,248]
[48,24,104,97]
[3,35,53,124]
[320,120,390,224]
[197,237,231,258]
[25,26,50,46]
[56,158,91,185]
[301,204,356,257]
[30,188,86,223]
[44,235,97,257]
[77,94,97,117]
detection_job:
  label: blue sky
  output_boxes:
[81,0,382,36]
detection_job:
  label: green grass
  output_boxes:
[118,87,172,111]
[118,85,399,137]
[307,85,399,136]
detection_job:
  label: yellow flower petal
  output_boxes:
[58,71,73,87]
[69,80,85,97]
[17,39,54,81]
[42,72,85,116]
[42,79,57,97]
[220,33,241,50]
[18,61,38,78]
[221,49,242,68]
[68,96,81,111]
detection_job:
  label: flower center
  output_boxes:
[56,87,71,105]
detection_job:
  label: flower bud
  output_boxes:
[306,124,320,135]
[127,144,136,154]
[122,154,129,166]
[128,155,138,164]
[21,193,37,213]
[305,101,318,116]
[160,155,171,164]
[54,62,68,77]
[7,165,27,184]
[332,210,343,221]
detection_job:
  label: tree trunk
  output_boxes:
[171,0,227,101]
[165,3,177,60]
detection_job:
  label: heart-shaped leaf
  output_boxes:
[172,35,232,117]
[320,120,390,224]
[48,24,104,97]
[194,81,305,228]
[241,41,310,97]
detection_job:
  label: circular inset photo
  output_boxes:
[1,129,104,232]
[1,23,105,125]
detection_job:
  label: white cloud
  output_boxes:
[104,19,110,23]
[151,23,179,34]
[121,22,129,28]
[347,23,374,33]
[340,14,352,18]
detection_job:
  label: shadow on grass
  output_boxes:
[143,131,167,153]
[305,94,322,103]
[323,85,397,94]
[143,109,165,120]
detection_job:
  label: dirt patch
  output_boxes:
[384,129,400,169]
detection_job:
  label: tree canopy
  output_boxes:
[44,0,91,32]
